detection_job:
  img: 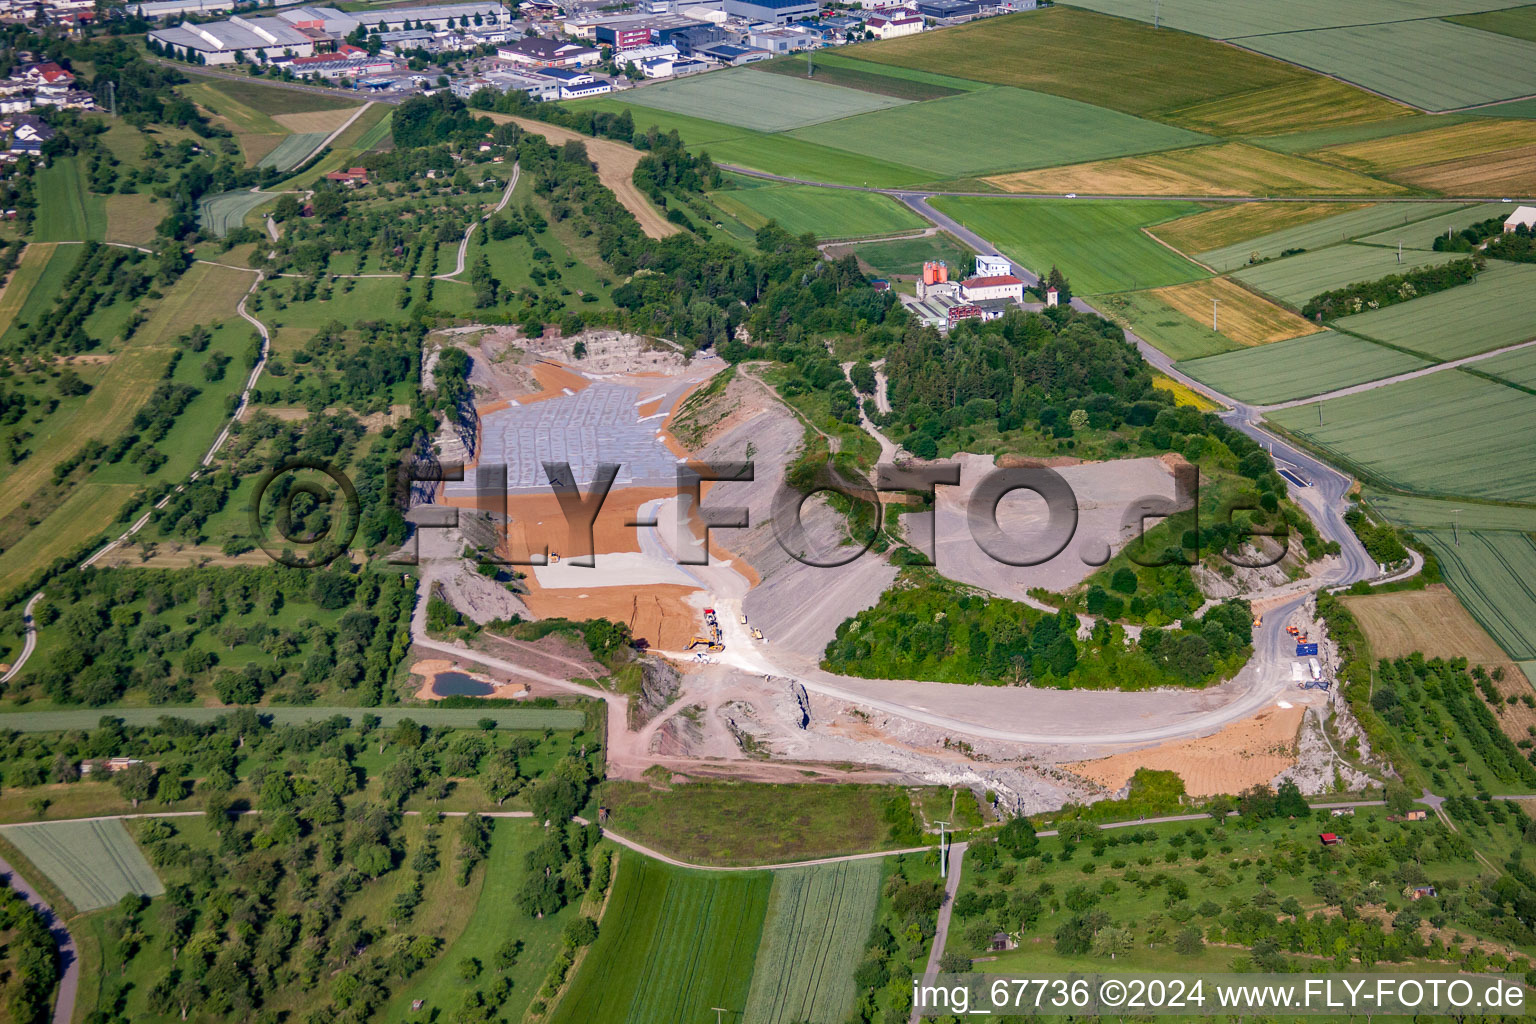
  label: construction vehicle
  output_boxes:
[1253,614,1262,628]
[685,636,725,653]
[739,614,748,625]
[1286,626,1299,637]
[1308,657,1322,681]
[752,628,764,640]
[549,552,560,564]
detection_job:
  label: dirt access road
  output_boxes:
[485,113,678,240]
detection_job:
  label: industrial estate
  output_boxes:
[0,0,1534,1020]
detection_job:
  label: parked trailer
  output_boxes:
[1309,657,1322,681]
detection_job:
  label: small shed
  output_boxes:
[1410,885,1438,901]
[990,932,1014,951]
[1319,833,1341,847]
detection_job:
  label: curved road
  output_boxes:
[0,854,78,1024]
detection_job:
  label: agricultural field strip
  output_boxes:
[1196,202,1472,272]
[257,131,329,172]
[198,189,277,238]
[1059,0,1527,39]
[621,67,910,133]
[1176,329,1429,405]
[1475,344,1536,388]
[1330,261,1536,360]
[1230,244,1462,307]
[1417,530,1536,661]
[1228,21,1536,111]
[743,860,881,1024]
[1268,369,1536,502]
[0,818,163,911]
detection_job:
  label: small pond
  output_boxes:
[432,671,495,697]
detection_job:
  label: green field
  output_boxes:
[1418,530,1536,659]
[785,86,1211,178]
[1196,202,1471,272]
[1096,290,1240,361]
[197,188,276,237]
[848,7,1316,118]
[0,243,80,346]
[257,131,328,171]
[711,183,927,239]
[931,197,1207,294]
[0,706,584,730]
[0,819,163,911]
[1230,244,1462,307]
[1177,329,1427,404]
[1352,202,1513,249]
[1061,0,1520,38]
[1254,114,1462,154]
[550,855,770,1024]
[1270,369,1536,500]
[1475,342,1536,388]
[752,54,975,100]
[837,230,975,277]
[623,66,909,132]
[355,109,394,150]
[201,76,362,115]
[1451,5,1536,42]
[1366,490,1536,532]
[1332,261,1536,360]
[1233,21,1536,110]
[742,860,882,1024]
[33,159,106,242]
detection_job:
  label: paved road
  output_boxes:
[0,854,78,1024]
[911,839,968,1023]
[0,592,41,684]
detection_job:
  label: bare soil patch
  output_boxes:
[1063,703,1305,797]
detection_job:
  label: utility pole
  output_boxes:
[1212,296,1219,331]
[1153,0,1159,27]
[935,820,949,878]
[1397,238,1402,264]
[711,1008,729,1024]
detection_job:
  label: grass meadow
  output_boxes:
[550,854,770,1024]
[711,182,926,239]
[1448,4,1536,42]
[1418,530,1536,660]
[743,860,883,1024]
[752,53,975,100]
[0,241,56,337]
[833,231,975,277]
[0,819,163,911]
[1059,0,1519,37]
[1332,261,1536,360]
[1269,370,1536,500]
[1195,202,1470,272]
[930,197,1207,294]
[33,158,105,242]
[1177,330,1428,404]
[385,819,581,1022]
[1230,244,1462,306]
[257,131,329,172]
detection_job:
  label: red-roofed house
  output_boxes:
[325,166,369,186]
[960,274,1024,302]
[20,62,74,85]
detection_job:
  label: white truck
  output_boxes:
[1308,657,1322,681]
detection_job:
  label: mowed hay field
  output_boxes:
[1230,244,1462,307]
[1097,289,1241,361]
[1268,370,1536,501]
[1233,20,1536,111]
[1150,202,1370,257]
[1158,76,1414,137]
[623,65,907,132]
[0,242,52,336]
[1151,277,1320,346]
[1342,584,1514,664]
[930,197,1207,294]
[0,819,163,911]
[551,855,770,1024]
[104,192,165,246]
[1417,531,1536,661]
[847,7,1319,119]
[743,860,883,1024]
[1195,202,1470,272]
[983,142,1404,197]
[33,158,105,242]
[1314,118,1536,174]
[711,183,926,239]
[1332,261,1536,360]
[1177,330,1427,404]
[1390,143,1536,196]
[787,86,1210,179]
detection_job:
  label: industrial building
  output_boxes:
[974,254,1011,276]
[496,36,601,66]
[696,42,770,64]
[959,274,1024,302]
[537,66,612,97]
[724,0,817,25]
[130,0,235,19]
[451,68,561,100]
[912,0,982,18]
[866,9,923,38]
[747,24,821,51]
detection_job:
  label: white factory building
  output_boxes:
[959,274,1025,302]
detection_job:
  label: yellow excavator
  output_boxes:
[685,636,725,653]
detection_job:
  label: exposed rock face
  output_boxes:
[633,657,681,728]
